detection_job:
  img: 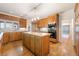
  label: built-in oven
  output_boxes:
[48,23,56,39]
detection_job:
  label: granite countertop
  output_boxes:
[24,32,50,36]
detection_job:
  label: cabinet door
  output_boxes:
[26,34,31,49]
[23,34,31,50]
[41,36,49,55]
[34,36,49,56]
[19,19,26,28]
[10,32,22,41]
[0,42,2,55]
[23,33,28,48]
[3,32,10,44]
[30,35,35,53]
[35,37,42,55]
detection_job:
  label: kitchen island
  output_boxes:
[23,32,50,56]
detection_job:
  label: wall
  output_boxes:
[74,3,79,55]
[59,9,75,44]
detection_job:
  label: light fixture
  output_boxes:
[34,18,36,21]
[37,17,40,20]
[31,17,40,22]
[31,19,34,22]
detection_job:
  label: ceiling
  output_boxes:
[0,3,75,20]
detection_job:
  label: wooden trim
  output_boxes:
[56,14,59,42]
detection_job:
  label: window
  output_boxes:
[6,22,13,29]
[0,20,19,31]
[61,25,70,38]
[75,25,79,32]
[0,21,5,29]
[62,25,70,35]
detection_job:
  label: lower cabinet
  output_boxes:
[23,33,27,48]
[3,32,10,44]
[34,36,49,55]
[2,32,22,44]
[23,33,49,56]
[10,32,22,41]
[26,34,31,49]
[23,33,31,49]
[30,35,35,53]
[0,42,2,55]
[34,36,42,55]
[41,36,49,55]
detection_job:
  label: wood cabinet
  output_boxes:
[30,35,35,53]
[0,41,3,56]
[19,18,27,28]
[23,33,31,50]
[10,32,22,42]
[34,36,49,55]
[34,36,41,55]
[0,13,27,28]
[2,32,10,44]
[0,41,2,55]
[0,13,19,21]
[41,36,49,55]
[23,32,49,56]
[36,14,58,28]
[2,32,22,44]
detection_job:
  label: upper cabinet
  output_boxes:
[0,13,19,21]
[0,13,27,28]
[36,14,58,28]
[19,18,27,28]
